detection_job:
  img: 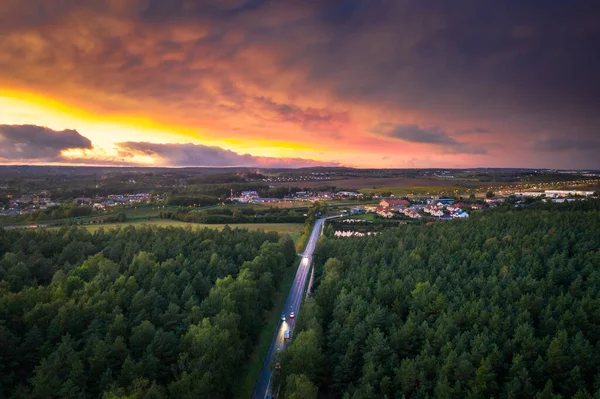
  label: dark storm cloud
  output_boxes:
[457,128,492,135]
[116,142,337,167]
[0,124,92,160]
[372,123,487,154]
[254,97,348,132]
[534,138,600,152]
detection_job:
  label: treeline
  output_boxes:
[0,225,296,397]
[161,206,307,224]
[276,200,600,398]
[0,203,96,224]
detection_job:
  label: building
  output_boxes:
[447,203,464,212]
[517,192,544,197]
[338,191,363,197]
[435,198,454,205]
[376,207,394,218]
[485,198,502,207]
[380,199,410,208]
[545,190,595,197]
[471,203,485,210]
[452,210,470,218]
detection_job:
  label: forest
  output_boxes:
[276,200,600,398]
[0,225,296,398]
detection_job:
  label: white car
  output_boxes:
[289,312,295,319]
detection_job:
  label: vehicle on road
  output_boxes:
[284,330,291,340]
[289,312,295,318]
[275,362,281,369]
[281,313,286,321]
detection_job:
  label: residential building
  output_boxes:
[380,198,410,208]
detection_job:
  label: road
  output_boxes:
[253,217,327,399]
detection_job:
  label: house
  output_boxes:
[365,206,378,213]
[380,199,410,208]
[485,198,501,207]
[376,207,394,218]
[338,191,363,197]
[350,207,365,214]
[447,203,464,212]
[471,203,485,210]
[435,198,454,205]
[452,210,470,218]
[406,210,422,219]
[545,190,595,197]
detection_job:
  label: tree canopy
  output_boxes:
[0,225,296,398]
[280,200,600,398]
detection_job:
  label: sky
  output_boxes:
[1,0,599,169]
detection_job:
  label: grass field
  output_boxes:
[47,220,304,236]
[339,213,377,221]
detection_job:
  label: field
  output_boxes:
[46,220,304,237]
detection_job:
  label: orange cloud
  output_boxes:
[1,1,597,168]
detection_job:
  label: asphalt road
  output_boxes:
[253,217,326,399]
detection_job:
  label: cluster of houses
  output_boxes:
[79,193,154,209]
[232,191,280,204]
[516,190,595,198]
[334,231,378,237]
[232,189,365,204]
[260,172,334,184]
[362,198,478,220]
[287,190,363,201]
[0,192,156,217]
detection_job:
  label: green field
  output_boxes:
[46,219,304,236]
[340,212,377,221]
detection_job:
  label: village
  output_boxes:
[0,192,156,217]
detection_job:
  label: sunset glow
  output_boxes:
[1,1,598,168]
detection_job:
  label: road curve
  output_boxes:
[252,217,327,399]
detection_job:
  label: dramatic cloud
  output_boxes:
[372,123,487,154]
[0,124,92,161]
[253,97,349,133]
[0,0,599,168]
[116,141,337,168]
[457,128,492,135]
[534,138,600,152]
